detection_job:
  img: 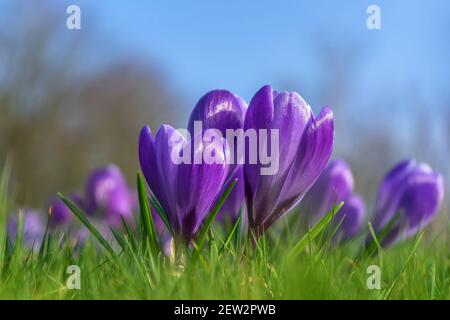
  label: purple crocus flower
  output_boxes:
[369,159,444,247]
[139,124,229,243]
[48,192,85,227]
[85,165,137,228]
[187,90,246,222]
[301,159,366,239]
[7,210,45,250]
[244,85,334,237]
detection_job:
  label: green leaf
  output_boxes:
[288,201,343,259]
[38,219,51,260]
[233,207,243,249]
[192,178,238,259]
[57,192,115,256]
[137,173,160,254]
[367,222,384,256]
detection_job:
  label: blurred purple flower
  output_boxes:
[85,165,137,228]
[244,85,334,237]
[48,192,85,227]
[301,159,365,240]
[139,124,229,242]
[369,159,444,247]
[187,90,246,222]
[335,194,365,239]
[7,210,45,250]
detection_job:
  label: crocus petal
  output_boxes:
[140,125,177,219]
[104,187,136,227]
[175,136,229,240]
[301,159,354,224]
[217,166,245,223]
[399,171,444,230]
[188,89,246,138]
[280,107,335,208]
[48,192,86,228]
[372,159,417,229]
[139,126,159,199]
[48,197,73,226]
[140,123,230,242]
[140,125,186,232]
[7,210,45,250]
[85,165,136,227]
[244,85,312,196]
[187,89,247,222]
[334,194,366,240]
[246,104,334,234]
[244,86,325,235]
[151,207,166,235]
[370,160,444,247]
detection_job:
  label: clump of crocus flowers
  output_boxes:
[138,85,444,250]
[7,85,445,254]
[7,209,46,251]
[7,164,138,250]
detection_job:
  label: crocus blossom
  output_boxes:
[139,124,229,242]
[7,210,45,250]
[85,165,137,228]
[301,159,365,239]
[369,159,444,247]
[244,85,334,237]
[48,192,84,227]
[187,89,246,222]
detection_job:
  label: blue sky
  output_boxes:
[33,0,449,141]
[70,0,450,105]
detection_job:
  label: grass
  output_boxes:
[0,166,449,300]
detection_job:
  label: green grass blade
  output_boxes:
[368,222,384,256]
[2,235,13,274]
[233,208,243,249]
[37,220,50,260]
[137,172,159,254]
[219,215,241,255]
[288,201,343,259]
[119,216,137,252]
[0,156,11,224]
[193,178,237,258]
[362,215,401,258]
[57,192,115,256]
[383,232,424,299]
[109,227,127,252]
